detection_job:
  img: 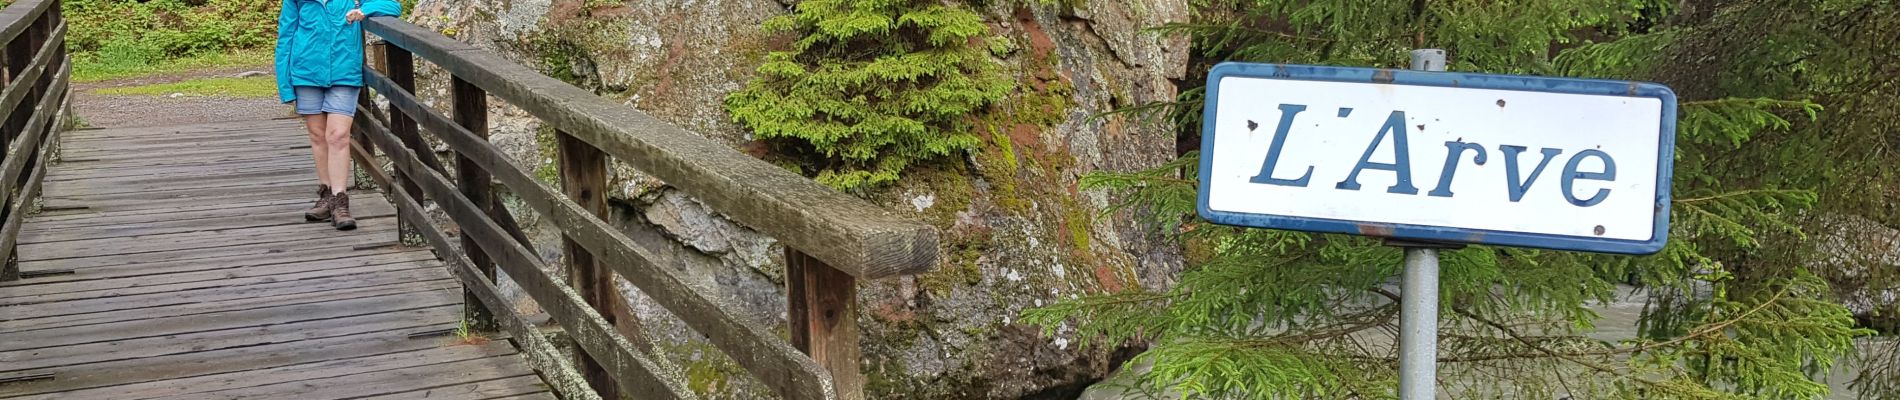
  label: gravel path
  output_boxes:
[73,65,291,128]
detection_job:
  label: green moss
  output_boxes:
[660,341,749,398]
[1065,206,1092,255]
[920,242,986,296]
[532,126,560,185]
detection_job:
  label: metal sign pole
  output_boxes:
[1397,48,1446,400]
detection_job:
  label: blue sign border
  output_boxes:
[1195,62,1677,255]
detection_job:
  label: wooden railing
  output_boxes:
[350,17,939,400]
[0,0,68,282]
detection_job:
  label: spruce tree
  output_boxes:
[1026,0,1897,398]
[724,0,1014,190]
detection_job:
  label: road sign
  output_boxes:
[1196,62,1677,255]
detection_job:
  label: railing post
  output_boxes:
[382,44,423,236]
[555,129,618,398]
[356,41,380,167]
[451,76,500,332]
[787,250,865,400]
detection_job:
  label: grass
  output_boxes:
[73,48,272,83]
[94,76,277,98]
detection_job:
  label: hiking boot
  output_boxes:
[331,191,358,231]
[304,185,333,222]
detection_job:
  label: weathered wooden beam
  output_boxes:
[362,70,838,399]
[557,128,623,397]
[0,64,66,282]
[365,17,938,280]
[355,82,531,251]
[451,76,500,332]
[0,56,64,210]
[365,135,603,400]
[0,21,60,130]
[382,43,423,235]
[0,0,56,48]
[355,112,699,400]
[787,250,865,400]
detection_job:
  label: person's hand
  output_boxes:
[346,9,365,22]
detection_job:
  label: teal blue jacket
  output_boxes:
[274,0,402,103]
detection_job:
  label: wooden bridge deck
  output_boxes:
[0,119,555,400]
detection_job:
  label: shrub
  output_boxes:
[724,0,1014,190]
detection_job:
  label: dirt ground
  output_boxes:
[73,65,291,128]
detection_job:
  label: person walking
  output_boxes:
[275,0,401,230]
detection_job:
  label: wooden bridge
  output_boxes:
[0,2,938,399]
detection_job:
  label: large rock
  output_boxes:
[403,0,1189,398]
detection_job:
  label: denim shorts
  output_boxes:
[293,85,361,116]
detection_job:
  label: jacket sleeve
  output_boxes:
[360,0,402,17]
[275,0,295,104]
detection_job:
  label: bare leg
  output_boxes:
[304,114,329,186]
[324,113,355,194]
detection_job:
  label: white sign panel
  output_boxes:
[1195,63,1676,254]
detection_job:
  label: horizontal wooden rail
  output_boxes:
[0,39,63,201]
[354,111,700,400]
[0,0,56,45]
[0,20,60,130]
[362,69,838,399]
[364,18,937,280]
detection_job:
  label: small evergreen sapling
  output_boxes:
[725,0,1014,190]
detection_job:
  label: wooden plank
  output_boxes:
[21,339,520,400]
[46,156,311,179]
[51,143,308,163]
[0,311,459,397]
[0,257,431,306]
[18,201,395,243]
[16,220,397,261]
[353,374,553,400]
[58,119,301,139]
[45,160,313,182]
[142,355,537,400]
[365,71,834,399]
[359,110,695,400]
[1,278,455,334]
[386,181,602,400]
[366,20,938,280]
[0,249,433,301]
[57,127,303,142]
[0,304,461,373]
[1,283,458,351]
[39,183,317,212]
[484,393,563,400]
[23,196,317,224]
[12,232,394,272]
[54,136,304,154]
[787,250,865,400]
[40,169,311,195]
[0,267,449,321]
